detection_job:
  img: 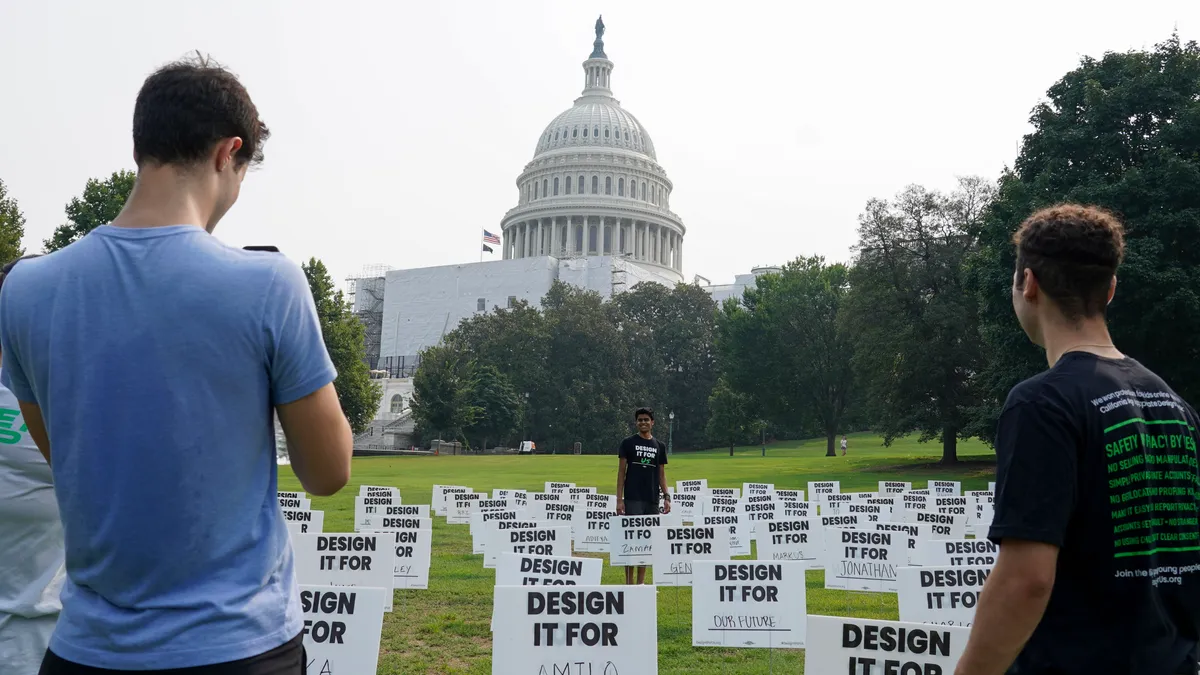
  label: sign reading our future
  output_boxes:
[692,561,806,648]
[491,586,657,675]
[806,615,969,674]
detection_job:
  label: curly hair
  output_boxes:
[1013,204,1125,321]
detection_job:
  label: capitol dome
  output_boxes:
[500,17,685,281]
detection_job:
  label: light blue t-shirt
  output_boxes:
[0,224,337,669]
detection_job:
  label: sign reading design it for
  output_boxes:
[283,509,324,537]
[300,585,388,675]
[805,615,970,675]
[879,481,912,494]
[433,485,470,516]
[672,492,699,520]
[692,561,806,648]
[486,525,571,568]
[362,529,432,589]
[359,485,400,500]
[608,514,681,566]
[920,539,998,567]
[573,508,614,553]
[447,493,487,525]
[496,552,603,586]
[472,509,526,553]
[491,586,658,675]
[808,481,841,500]
[755,518,821,566]
[743,482,775,497]
[898,566,991,627]
[545,481,575,493]
[292,533,397,611]
[824,528,905,593]
[677,479,708,493]
[929,480,962,496]
[354,499,429,528]
[651,525,732,586]
[701,514,750,557]
[279,495,311,510]
[482,519,540,566]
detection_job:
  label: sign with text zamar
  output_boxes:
[691,561,806,648]
[300,585,387,675]
[805,615,970,675]
[491,585,657,675]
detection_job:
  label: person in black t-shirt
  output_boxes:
[616,407,671,585]
[956,205,1200,675]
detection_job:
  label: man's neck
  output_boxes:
[639,432,653,440]
[110,168,213,232]
[1041,315,1122,367]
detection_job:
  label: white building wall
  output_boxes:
[375,378,414,420]
[380,258,559,362]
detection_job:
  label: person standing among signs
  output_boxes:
[955,205,1200,675]
[0,56,353,673]
[840,435,848,456]
[0,255,65,675]
[616,407,671,585]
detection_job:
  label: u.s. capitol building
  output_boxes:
[351,19,774,433]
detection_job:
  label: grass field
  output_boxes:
[279,433,997,674]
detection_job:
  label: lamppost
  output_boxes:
[761,424,766,457]
[668,411,675,456]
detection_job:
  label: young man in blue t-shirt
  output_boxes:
[0,55,354,673]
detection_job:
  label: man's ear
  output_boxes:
[1107,276,1117,305]
[211,137,244,172]
[1022,267,1040,302]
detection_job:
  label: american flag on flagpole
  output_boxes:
[483,230,501,245]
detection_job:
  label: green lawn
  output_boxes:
[279,433,996,674]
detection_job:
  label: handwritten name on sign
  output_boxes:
[898,566,991,627]
[651,526,732,586]
[805,615,969,675]
[608,514,680,567]
[574,508,615,553]
[283,509,324,537]
[361,529,433,589]
[293,533,397,612]
[824,528,906,593]
[300,585,387,675]
[496,552,603,587]
[692,561,807,648]
[491,586,657,675]
[755,518,821,566]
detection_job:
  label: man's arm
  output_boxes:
[954,540,1057,675]
[616,456,627,514]
[658,463,671,514]
[276,384,352,497]
[17,401,50,465]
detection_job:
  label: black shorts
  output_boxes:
[40,633,306,675]
[624,499,659,516]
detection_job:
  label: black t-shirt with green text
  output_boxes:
[619,434,667,503]
[990,352,1200,675]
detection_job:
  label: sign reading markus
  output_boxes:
[691,561,806,648]
[491,586,658,675]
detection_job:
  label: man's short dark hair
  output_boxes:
[635,407,654,421]
[132,52,270,168]
[1013,204,1125,321]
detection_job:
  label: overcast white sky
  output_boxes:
[1,1,1196,289]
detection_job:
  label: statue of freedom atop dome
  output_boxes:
[591,15,607,59]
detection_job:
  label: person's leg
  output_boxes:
[636,565,647,585]
[624,566,634,584]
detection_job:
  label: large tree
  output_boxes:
[302,258,383,434]
[464,364,522,451]
[0,179,25,263]
[410,344,480,445]
[718,257,856,456]
[969,34,1200,440]
[46,170,136,252]
[705,377,760,456]
[845,178,994,463]
[612,281,719,451]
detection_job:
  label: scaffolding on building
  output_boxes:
[346,264,391,370]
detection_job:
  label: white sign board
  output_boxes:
[473,509,526,553]
[678,479,708,493]
[700,514,750,557]
[544,481,575,493]
[496,552,603,586]
[362,529,432,589]
[486,525,571,568]
[354,500,429,528]
[710,487,741,499]
[920,539,998,567]
[359,485,400,500]
[743,482,775,497]
[355,515,432,533]
[300,585,387,675]
[929,480,962,496]
[529,499,579,525]
[824,528,905,593]
[279,495,311,510]
[903,510,967,539]
[491,586,657,675]
[779,501,817,519]
[433,485,469,516]
[898,566,991,627]
[293,533,397,611]
[805,615,969,675]
[672,492,699,520]
[609,514,677,567]
[650,525,732,586]
[755,518,821,566]
[703,494,741,516]
[574,508,614,553]
[447,492,487,524]
[283,509,324,536]
[807,481,841,500]
[879,481,912,495]
[692,561,806,648]
[774,489,804,502]
[481,519,541,566]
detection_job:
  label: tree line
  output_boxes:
[411,34,1200,462]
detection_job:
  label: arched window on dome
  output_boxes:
[573,127,578,138]
[592,176,599,194]
[618,177,625,197]
[542,179,548,200]
[642,182,648,201]
[604,128,610,139]
[534,182,539,200]
[565,175,572,195]
[583,127,588,138]
[624,131,630,142]
[578,175,585,193]
[593,126,599,138]
[605,176,612,195]
[553,177,559,196]
[554,130,560,141]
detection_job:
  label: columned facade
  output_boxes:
[497,18,686,283]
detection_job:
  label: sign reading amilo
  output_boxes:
[491,586,658,675]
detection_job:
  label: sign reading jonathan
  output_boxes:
[496,552,603,587]
[650,526,731,586]
[491,585,657,675]
[898,566,991,627]
[824,528,905,593]
[691,561,806,648]
[292,534,397,612]
[361,529,432,589]
[300,585,387,675]
[805,615,969,675]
